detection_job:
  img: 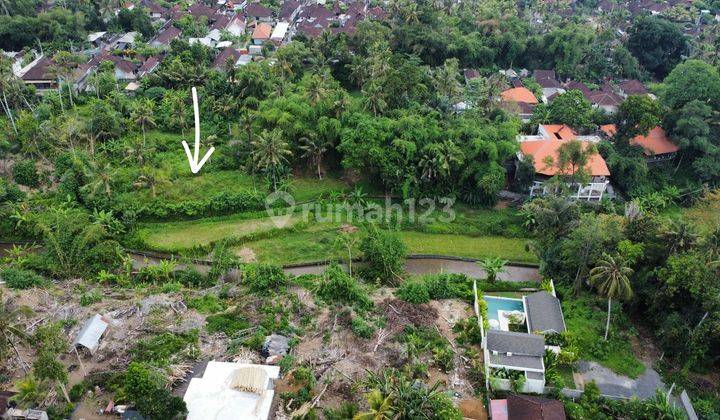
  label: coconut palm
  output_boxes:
[299,135,330,179]
[0,291,30,373]
[354,390,394,420]
[82,159,116,198]
[251,129,292,191]
[124,136,156,167]
[478,257,508,283]
[661,219,699,255]
[305,74,328,105]
[134,166,170,199]
[589,254,634,341]
[131,99,157,144]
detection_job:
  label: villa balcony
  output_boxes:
[528,180,613,201]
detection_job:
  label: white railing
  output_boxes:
[529,181,610,201]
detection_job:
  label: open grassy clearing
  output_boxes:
[561,292,646,379]
[399,231,535,262]
[134,212,307,251]
[231,227,536,265]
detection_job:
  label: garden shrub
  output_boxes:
[315,264,372,309]
[79,290,102,306]
[124,362,187,419]
[396,279,430,304]
[186,294,226,314]
[175,268,209,288]
[0,178,25,203]
[129,331,199,364]
[396,273,473,303]
[359,225,407,285]
[205,312,250,336]
[241,263,287,294]
[0,267,43,289]
[12,159,39,187]
[351,315,375,339]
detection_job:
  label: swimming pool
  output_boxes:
[484,296,525,323]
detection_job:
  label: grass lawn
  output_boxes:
[561,293,646,379]
[558,365,577,389]
[398,232,535,263]
[231,227,536,265]
[135,212,306,251]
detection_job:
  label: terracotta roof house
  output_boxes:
[137,55,161,77]
[564,80,592,98]
[517,124,611,200]
[150,25,181,47]
[490,395,567,420]
[90,54,138,82]
[601,124,679,162]
[501,87,539,104]
[251,22,273,44]
[500,87,538,121]
[617,79,649,97]
[245,2,273,21]
[368,5,388,20]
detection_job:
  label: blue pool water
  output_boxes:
[484,296,525,322]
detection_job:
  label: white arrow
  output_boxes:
[182,87,215,174]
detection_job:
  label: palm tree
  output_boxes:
[82,160,116,198]
[478,257,508,283]
[124,136,156,167]
[299,135,330,179]
[589,254,634,341]
[251,129,292,191]
[662,219,700,255]
[134,167,170,199]
[0,291,30,373]
[132,99,157,144]
[353,390,393,420]
[305,74,328,105]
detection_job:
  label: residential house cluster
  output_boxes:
[9,0,389,94]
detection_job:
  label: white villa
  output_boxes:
[517,124,612,201]
[477,286,567,394]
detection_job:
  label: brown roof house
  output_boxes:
[19,56,57,92]
[150,25,182,48]
[533,69,565,99]
[245,2,274,21]
[490,395,567,420]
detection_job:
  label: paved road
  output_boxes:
[576,360,666,399]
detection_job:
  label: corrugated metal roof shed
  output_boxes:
[73,314,109,354]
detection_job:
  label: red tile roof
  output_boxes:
[252,22,272,40]
[601,124,679,155]
[521,125,610,177]
[501,87,539,104]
